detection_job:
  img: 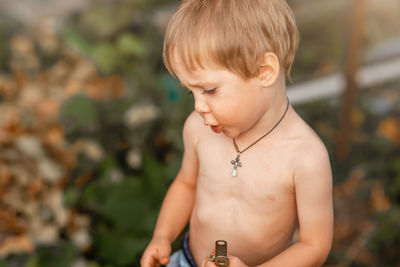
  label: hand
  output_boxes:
[200,254,249,267]
[140,236,171,267]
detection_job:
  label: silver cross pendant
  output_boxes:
[230,154,242,177]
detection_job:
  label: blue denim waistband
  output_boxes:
[181,233,197,267]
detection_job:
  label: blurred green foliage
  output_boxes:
[25,242,78,267]
[368,207,400,265]
[54,1,190,265]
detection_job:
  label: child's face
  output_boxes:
[173,58,273,138]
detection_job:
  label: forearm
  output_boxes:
[153,178,196,243]
[256,242,329,267]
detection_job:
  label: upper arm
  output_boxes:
[293,140,333,258]
[175,111,201,188]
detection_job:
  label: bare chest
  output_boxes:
[195,137,294,210]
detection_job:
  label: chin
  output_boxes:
[222,129,239,139]
[221,129,231,137]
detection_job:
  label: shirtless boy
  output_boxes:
[141,0,333,266]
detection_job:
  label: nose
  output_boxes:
[194,94,211,114]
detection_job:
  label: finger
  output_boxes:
[157,246,171,265]
[141,256,154,267]
[201,257,214,267]
[160,257,169,266]
[228,255,243,266]
[141,251,157,267]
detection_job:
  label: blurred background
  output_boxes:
[0,0,399,266]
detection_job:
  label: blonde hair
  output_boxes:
[163,0,299,80]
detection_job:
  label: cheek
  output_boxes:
[211,95,253,123]
[212,95,236,112]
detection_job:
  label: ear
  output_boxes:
[258,52,280,87]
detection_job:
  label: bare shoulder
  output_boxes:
[284,109,332,182]
[183,111,207,152]
[177,111,204,185]
[183,111,204,132]
[182,111,205,145]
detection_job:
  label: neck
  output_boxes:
[234,90,289,149]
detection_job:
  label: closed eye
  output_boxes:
[186,90,193,96]
[201,88,217,95]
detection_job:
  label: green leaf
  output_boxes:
[91,43,120,74]
[116,33,147,58]
[25,243,77,267]
[368,206,400,264]
[80,6,132,38]
[60,27,93,55]
[63,187,80,207]
[100,178,153,233]
[99,98,132,124]
[59,93,99,135]
[142,151,169,200]
[95,226,148,265]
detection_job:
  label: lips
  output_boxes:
[210,125,222,133]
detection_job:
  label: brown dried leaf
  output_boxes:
[85,75,125,100]
[0,234,34,256]
[10,34,40,72]
[316,122,337,140]
[68,213,91,251]
[42,125,65,149]
[12,69,28,88]
[0,104,20,129]
[0,209,26,235]
[43,189,69,227]
[19,84,44,110]
[0,162,12,190]
[376,117,400,146]
[68,58,97,82]
[369,180,391,212]
[35,99,60,121]
[74,172,93,187]
[351,109,365,127]
[334,167,365,198]
[26,179,45,199]
[0,76,17,100]
[79,139,104,162]
[35,18,60,53]
[333,167,370,245]
[10,35,35,56]
[48,61,70,84]
[38,157,65,183]
[64,80,83,97]
[30,222,59,245]
[70,228,92,251]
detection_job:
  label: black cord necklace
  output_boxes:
[230,97,290,177]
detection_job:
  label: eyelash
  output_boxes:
[202,88,216,95]
[186,88,216,96]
